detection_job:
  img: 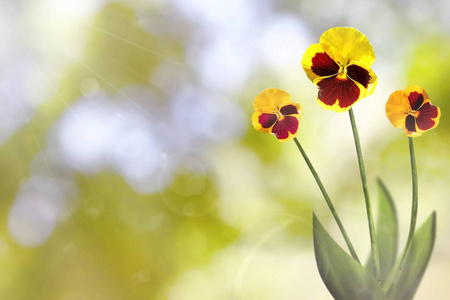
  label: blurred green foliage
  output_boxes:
[0,4,240,299]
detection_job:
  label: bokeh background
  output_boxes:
[0,0,449,299]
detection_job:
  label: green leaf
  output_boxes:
[366,179,398,281]
[382,211,436,300]
[313,213,387,300]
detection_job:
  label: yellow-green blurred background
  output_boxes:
[1,1,449,299]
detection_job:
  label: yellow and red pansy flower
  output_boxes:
[302,27,378,112]
[252,88,303,142]
[385,85,440,137]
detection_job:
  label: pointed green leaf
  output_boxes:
[313,213,387,300]
[366,179,398,281]
[382,211,436,300]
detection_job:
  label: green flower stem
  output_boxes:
[293,137,360,263]
[348,108,381,281]
[388,137,419,294]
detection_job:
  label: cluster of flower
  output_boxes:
[252,27,440,141]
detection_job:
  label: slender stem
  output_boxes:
[388,137,418,294]
[348,108,381,281]
[294,137,360,263]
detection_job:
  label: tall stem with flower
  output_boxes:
[252,88,360,262]
[301,27,381,280]
[384,86,440,296]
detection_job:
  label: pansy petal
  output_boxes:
[367,69,378,95]
[302,43,339,82]
[405,85,429,107]
[279,102,302,116]
[347,63,378,104]
[346,61,377,93]
[270,115,300,142]
[385,90,410,128]
[320,27,375,66]
[403,115,423,137]
[316,76,361,112]
[252,111,277,133]
[259,113,278,128]
[416,102,440,131]
[254,88,291,113]
[347,64,371,88]
[405,115,417,132]
[408,92,424,111]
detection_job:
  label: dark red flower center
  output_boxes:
[257,104,300,139]
[311,52,372,109]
